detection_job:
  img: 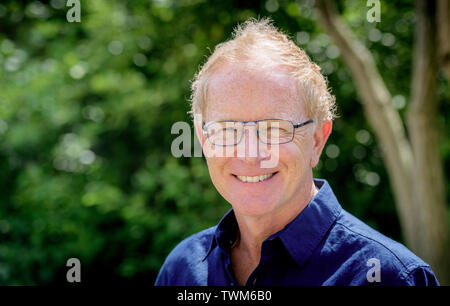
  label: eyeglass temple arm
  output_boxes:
[293,119,314,129]
[203,119,313,129]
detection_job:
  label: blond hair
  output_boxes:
[189,17,337,124]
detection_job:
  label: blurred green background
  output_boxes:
[0,0,448,285]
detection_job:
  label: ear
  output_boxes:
[310,120,332,168]
[194,121,206,147]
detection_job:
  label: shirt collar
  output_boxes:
[202,208,237,261]
[203,179,342,266]
[277,179,342,267]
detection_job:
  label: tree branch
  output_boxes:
[437,0,450,78]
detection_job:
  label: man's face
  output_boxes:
[197,63,328,218]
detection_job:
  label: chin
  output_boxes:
[226,193,280,217]
[211,170,283,216]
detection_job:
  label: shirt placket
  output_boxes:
[223,248,238,286]
[244,238,279,286]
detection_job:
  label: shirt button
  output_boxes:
[253,278,257,285]
[230,282,235,286]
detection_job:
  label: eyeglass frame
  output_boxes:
[202,118,314,146]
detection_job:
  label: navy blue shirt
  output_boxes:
[155,179,439,286]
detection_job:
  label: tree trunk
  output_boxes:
[315,0,450,284]
[407,0,450,285]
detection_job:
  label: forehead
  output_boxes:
[204,62,306,122]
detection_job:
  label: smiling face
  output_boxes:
[196,62,331,218]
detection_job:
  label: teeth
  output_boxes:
[236,173,274,183]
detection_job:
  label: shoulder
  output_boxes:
[327,209,439,285]
[154,226,216,286]
[165,226,216,261]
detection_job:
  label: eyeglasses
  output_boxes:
[202,118,314,146]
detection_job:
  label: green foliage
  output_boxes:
[0,0,448,284]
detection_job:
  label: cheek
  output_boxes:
[205,156,231,184]
[203,141,225,158]
[293,134,313,157]
[283,138,312,172]
[206,156,224,172]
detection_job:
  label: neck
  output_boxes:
[233,179,318,263]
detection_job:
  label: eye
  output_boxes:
[267,127,289,135]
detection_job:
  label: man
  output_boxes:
[155,18,439,286]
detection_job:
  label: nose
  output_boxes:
[236,124,270,164]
